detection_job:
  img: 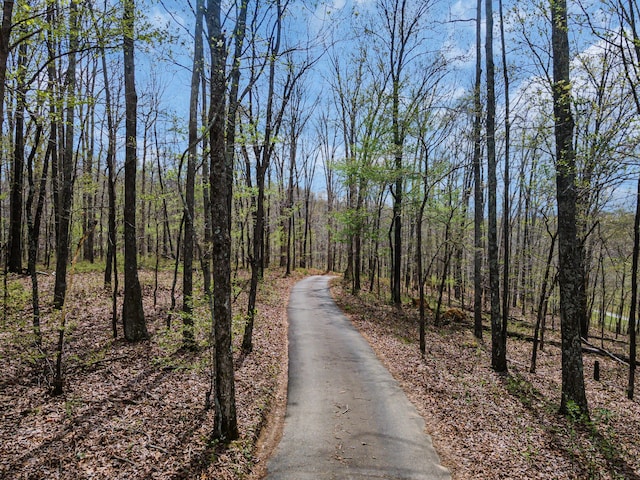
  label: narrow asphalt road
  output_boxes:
[266,275,450,480]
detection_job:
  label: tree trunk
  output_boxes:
[627,173,640,399]
[53,0,78,309]
[473,0,484,340]
[499,0,511,362]
[182,0,205,350]
[206,0,238,441]
[392,85,403,306]
[8,41,26,274]
[616,265,626,338]
[531,228,556,373]
[244,0,293,355]
[454,166,472,304]
[354,182,364,294]
[486,0,506,372]
[285,148,295,277]
[0,0,14,260]
[82,59,97,263]
[417,191,428,354]
[551,0,589,417]
[93,2,119,336]
[26,119,46,343]
[122,0,148,341]
[99,26,116,286]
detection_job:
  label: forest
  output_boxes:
[1,0,640,478]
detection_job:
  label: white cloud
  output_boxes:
[449,0,476,20]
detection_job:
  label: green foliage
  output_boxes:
[565,399,588,423]
[63,395,84,418]
[70,260,106,274]
[153,317,209,373]
[504,373,540,409]
[4,280,30,316]
[232,311,251,349]
[138,256,174,271]
[517,426,539,463]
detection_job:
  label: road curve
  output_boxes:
[266,275,450,480]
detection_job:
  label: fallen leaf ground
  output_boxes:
[331,280,640,480]
[0,266,298,480]
[3,270,640,479]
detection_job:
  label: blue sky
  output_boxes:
[130,0,640,210]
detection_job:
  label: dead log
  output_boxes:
[581,337,629,366]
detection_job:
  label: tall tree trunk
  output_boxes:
[531,227,556,373]
[616,265,626,338]
[206,0,238,441]
[520,166,535,314]
[122,0,147,341]
[628,174,639,400]
[53,0,78,309]
[138,114,149,257]
[499,0,510,361]
[0,1,14,258]
[622,0,640,400]
[473,0,484,340]
[265,169,272,269]
[487,0,505,372]
[182,0,205,350]
[45,3,59,274]
[417,161,428,354]
[392,81,403,306]
[8,41,26,274]
[302,176,313,269]
[99,26,116,290]
[243,0,280,354]
[285,148,295,277]
[92,1,119,337]
[201,68,213,299]
[82,59,97,263]
[454,166,472,304]
[354,181,364,294]
[26,119,45,343]
[551,0,589,417]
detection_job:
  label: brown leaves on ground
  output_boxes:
[5,270,640,480]
[331,282,640,480]
[0,267,299,480]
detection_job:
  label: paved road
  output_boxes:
[266,276,450,480]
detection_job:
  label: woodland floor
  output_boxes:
[331,281,640,480]
[0,265,299,480]
[2,269,640,479]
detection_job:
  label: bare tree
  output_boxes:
[242,4,314,353]
[367,0,438,305]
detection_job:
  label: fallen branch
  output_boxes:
[112,455,136,466]
[581,337,629,366]
[147,443,170,454]
[67,355,129,373]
